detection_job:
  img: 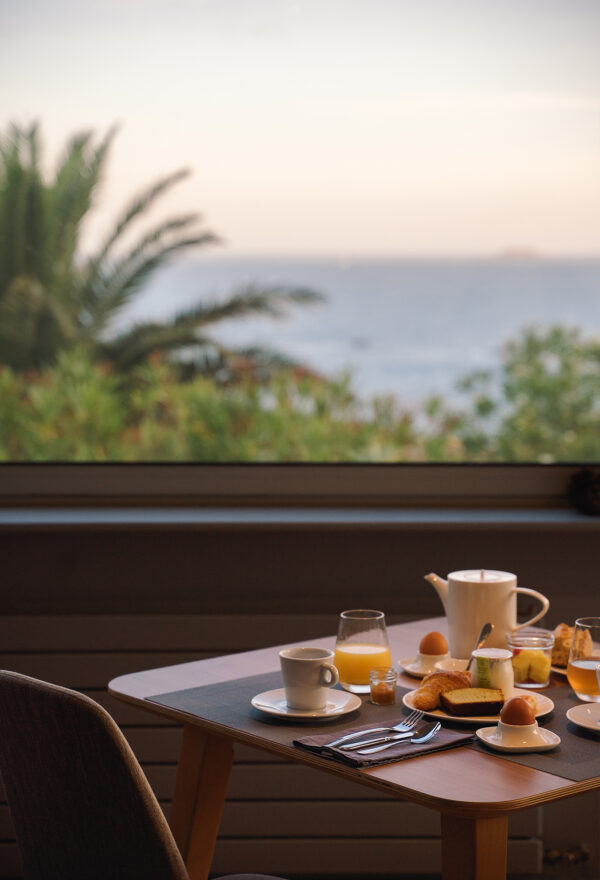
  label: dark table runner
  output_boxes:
[147,672,600,782]
[467,683,600,782]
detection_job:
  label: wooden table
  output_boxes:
[109,618,599,880]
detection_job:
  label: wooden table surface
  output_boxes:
[109,617,600,880]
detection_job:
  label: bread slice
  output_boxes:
[440,687,504,717]
[412,671,471,710]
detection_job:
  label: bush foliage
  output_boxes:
[2,325,599,462]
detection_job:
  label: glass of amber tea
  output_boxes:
[566,618,600,702]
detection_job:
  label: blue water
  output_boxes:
[117,256,600,403]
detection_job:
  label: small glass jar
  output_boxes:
[369,667,397,705]
[506,628,554,689]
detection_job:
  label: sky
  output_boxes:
[2,0,600,256]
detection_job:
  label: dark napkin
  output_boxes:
[294,721,475,767]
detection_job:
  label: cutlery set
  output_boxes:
[356,721,441,755]
[323,709,442,754]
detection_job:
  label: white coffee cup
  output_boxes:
[279,647,340,710]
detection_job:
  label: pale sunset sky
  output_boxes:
[2,0,600,256]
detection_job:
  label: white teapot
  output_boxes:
[424,569,550,660]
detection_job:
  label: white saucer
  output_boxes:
[551,665,567,676]
[398,657,433,678]
[434,657,469,673]
[402,687,554,725]
[476,726,561,753]
[566,702,600,734]
[251,688,362,721]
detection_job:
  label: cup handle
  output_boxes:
[320,663,339,688]
[513,587,550,629]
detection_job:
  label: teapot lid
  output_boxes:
[449,569,515,583]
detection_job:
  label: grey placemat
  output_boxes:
[147,671,412,752]
[147,674,600,782]
[467,684,600,782]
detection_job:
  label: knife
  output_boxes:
[339,721,430,751]
[356,721,441,755]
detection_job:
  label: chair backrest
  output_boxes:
[0,670,189,880]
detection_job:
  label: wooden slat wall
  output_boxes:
[0,614,543,878]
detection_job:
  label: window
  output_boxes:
[1,2,599,468]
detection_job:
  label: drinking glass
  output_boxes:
[334,609,391,693]
[566,617,600,702]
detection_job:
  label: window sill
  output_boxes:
[0,506,597,531]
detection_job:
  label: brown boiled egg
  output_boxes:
[418,631,448,656]
[500,697,536,726]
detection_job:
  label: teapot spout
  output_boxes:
[424,572,448,612]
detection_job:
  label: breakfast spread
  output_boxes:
[440,687,504,716]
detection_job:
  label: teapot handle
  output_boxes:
[513,587,550,630]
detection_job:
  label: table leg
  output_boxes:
[170,724,234,880]
[441,813,508,880]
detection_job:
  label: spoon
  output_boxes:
[465,622,494,671]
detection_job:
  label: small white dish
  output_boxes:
[551,665,567,677]
[399,654,449,678]
[434,657,469,673]
[251,688,361,721]
[476,725,560,753]
[402,687,554,725]
[566,702,600,734]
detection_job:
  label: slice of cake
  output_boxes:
[440,687,504,717]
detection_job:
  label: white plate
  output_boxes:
[398,657,431,678]
[566,702,600,734]
[251,688,362,721]
[476,726,561,753]
[402,687,554,725]
[551,665,567,676]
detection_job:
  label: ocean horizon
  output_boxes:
[117,255,600,404]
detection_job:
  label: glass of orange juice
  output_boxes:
[334,609,392,693]
[566,617,600,702]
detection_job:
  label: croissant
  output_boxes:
[412,670,471,711]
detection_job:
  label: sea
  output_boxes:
[117,256,600,405]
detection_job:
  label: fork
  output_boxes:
[325,709,425,748]
[356,720,441,755]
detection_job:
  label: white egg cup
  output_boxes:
[413,651,450,675]
[496,719,541,748]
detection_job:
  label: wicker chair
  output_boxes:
[0,670,286,880]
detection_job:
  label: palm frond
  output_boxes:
[79,166,215,305]
[47,126,117,289]
[97,321,212,372]
[0,123,46,290]
[79,225,218,337]
[170,284,323,330]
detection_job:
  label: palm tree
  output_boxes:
[0,122,322,374]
